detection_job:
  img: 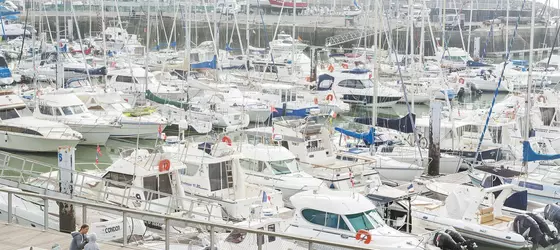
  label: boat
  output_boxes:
[0,54,13,85]
[32,93,120,145]
[285,189,453,250]
[246,83,320,118]
[235,142,325,206]
[411,184,560,249]
[0,92,82,152]
[269,31,308,53]
[317,69,403,108]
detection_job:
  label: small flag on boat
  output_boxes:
[407,183,414,193]
[329,110,337,119]
[298,36,302,41]
[349,171,355,187]
[262,191,271,203]
[158,124,163,136]
[95,145,102,164]
[270,106,278,113]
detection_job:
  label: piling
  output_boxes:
[58,146,76,233]
[428,101,441,176]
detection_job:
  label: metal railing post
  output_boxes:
[7,192,12,224]
[165,218,170,250]
[122,212,127,246]
[210,226,214,250]
[43,197,49,231]
[308,242,313,250]
[82,205,87,225]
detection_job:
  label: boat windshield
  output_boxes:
[345,210,384,231]
[268,159,298,175]
[61,105,86,115]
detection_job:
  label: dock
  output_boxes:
[0,224,143,250]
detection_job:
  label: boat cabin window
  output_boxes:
[302,209,349,230]
[61,105,86,115]
[209,160,233,191]
[179,164,199,176]
[0,125,42,136]
[268,159,297,175]
[239,159,268,173]
[280,89,297,102]
[143,174,173,200]
[102,171,133,188]
[345,210,384,231]
[0,108,20,120]
[115,75,137,83]
[338,79,367,89]
[38,105,54,116]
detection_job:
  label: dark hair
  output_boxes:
[80,224,89,230]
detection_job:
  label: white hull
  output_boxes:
[111,122,165,139]
[69,124,114,145]
[0,133,80,152]
[246,109,272,123]
[384,155,462,174]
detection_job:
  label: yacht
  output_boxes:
[0,54,13,85]
[245,117,423,182]
[235,142,325,206]
[245,83,320,118]
[162,140,287,220]
[33,93,120,145]
[317,69,403,108]
[0,92,82,152]
[106,67,184,104]
[285,189,446,250]
[269,31,308,53]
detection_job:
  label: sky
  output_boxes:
[538,0,559,9]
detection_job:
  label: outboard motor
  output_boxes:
[433,231,462,250]
[544,203,560,232]
[445,229,477,250]
[513,214,550,248]
[528,212,560,245]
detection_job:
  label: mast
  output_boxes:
[522,0,536,172]
[372,0,378,136]
[246,0,250,78]
[292,0,296,76]
[145,4,151,95]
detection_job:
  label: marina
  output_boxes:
[3,0,560,249]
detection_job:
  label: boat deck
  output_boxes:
[0,224,144,250]
[396,171,472,193]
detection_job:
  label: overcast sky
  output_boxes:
[538,0,558,8]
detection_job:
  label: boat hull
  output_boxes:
[69,125,114,145]
[0,133,80,152]
[110,122,166,139]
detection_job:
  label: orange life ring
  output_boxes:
[313,97,319,104]
[538,95,547,103]
[459,78,465,84]
[158,159,171,172]
[355,229,372,244]
[222,136,232,146]
[326,94,334,101]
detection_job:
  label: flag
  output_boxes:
[297,36,302,41]
[349,171,355,187]
[270,106,278,113]
[262,191,270,203]
[329,110,337,119]
[158,124,163,136]
[407,183,414,193]
[95,144,102,164]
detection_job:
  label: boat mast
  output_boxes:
[522,0,536,175]
[292,0,296,77]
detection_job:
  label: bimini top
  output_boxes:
[290,189,376,215]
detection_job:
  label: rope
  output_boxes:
[473,0,528,164]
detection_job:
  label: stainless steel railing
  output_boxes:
[0,187,372,250]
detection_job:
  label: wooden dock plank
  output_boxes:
[0,224,144,250]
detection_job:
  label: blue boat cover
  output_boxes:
[467,60,492,67]
[341,68,370,74]
[192,55,217,69]
[522,141,560,162]
[354,113,416,134]
[335,127,375,145]
[0,67,11,78]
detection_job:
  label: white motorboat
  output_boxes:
[317,68,403,108]
[162,140,288,220]
[235,142,325,206]
[106,67,184,104]
[285,189,442,250]
[0,92,82,152]
[411,184,560,249]
[32,93,120,145]
[269,31,308,53]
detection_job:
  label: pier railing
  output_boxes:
[0,187,372,250]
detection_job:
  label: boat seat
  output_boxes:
[496,216,514,222]
[479,207,494,224]
[482,219,504,226]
